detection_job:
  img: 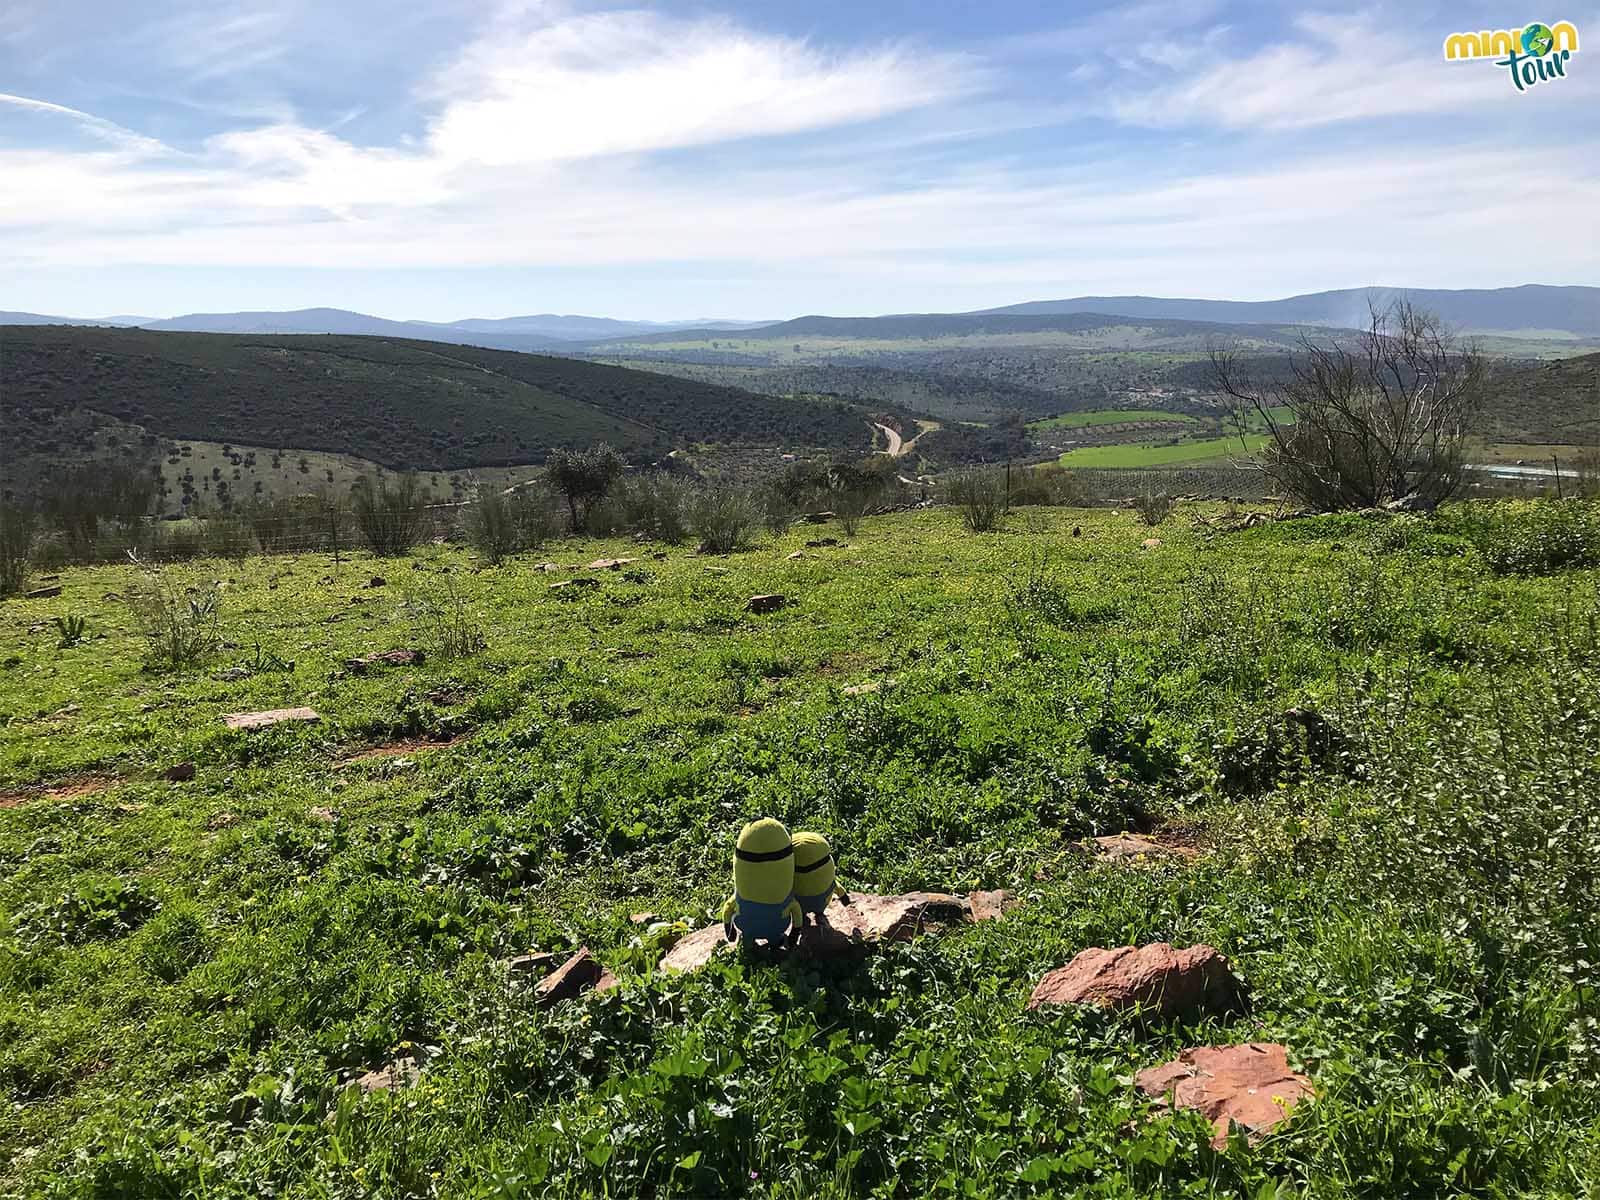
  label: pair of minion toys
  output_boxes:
[721,817,849,949]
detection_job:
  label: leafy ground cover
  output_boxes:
[2,502,1598,1197]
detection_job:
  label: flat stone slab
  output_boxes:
[586,557,638,570]
[1136,1042,1313,1147]
[746,594,788,613]
[223,707,320,730]
[1028,943,1244,1019]
[661,890,1013,973]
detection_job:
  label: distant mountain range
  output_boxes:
[974,285,1600,337]
[3,284,1596,348]
[0,307,772,349]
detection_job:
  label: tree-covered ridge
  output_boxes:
[1,326,875,473]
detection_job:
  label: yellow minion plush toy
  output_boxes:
[721,818,802,947]
[792,831,849,923]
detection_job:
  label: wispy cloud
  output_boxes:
[0,91,172,153]
[1109,11,1596,130]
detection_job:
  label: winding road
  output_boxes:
[873,419,940,458]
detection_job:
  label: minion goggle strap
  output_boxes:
[735,844,794,863]
[794,854,833,873]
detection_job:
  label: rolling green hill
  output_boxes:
[0,326,875,482]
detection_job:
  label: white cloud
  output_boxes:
[1109,11,1597,130]
[424,10,979,166]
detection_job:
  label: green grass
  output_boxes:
[3,502,1599,1197]
[1058,433,1270,467]
[1029,409,1200,430]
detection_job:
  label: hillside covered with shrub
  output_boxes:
[0,326,876,474]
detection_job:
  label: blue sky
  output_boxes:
[2,0,1596,320]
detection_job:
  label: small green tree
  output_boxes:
[467,488,520,565]
[834,488,870,537]
[510,485,560,549]
[691,485,758,554]
[948,469,1008,533]
[46,460,156,562]
[351,474,429,556]
[546,445,626,532]
[0,502,36,597]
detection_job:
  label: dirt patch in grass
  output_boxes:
[334,737,465,766]
[0,775,120,809]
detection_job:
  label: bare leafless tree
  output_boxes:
[1209,300,1484,511]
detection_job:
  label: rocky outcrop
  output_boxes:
[1027,943,1244,1018]
[1136,1043,1313,1147]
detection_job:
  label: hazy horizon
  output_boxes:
[8,280,1595,329]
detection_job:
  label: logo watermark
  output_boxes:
[1443,20,1579,91]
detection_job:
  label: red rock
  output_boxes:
[967,889,1018,922]
[1136,1042,1313,1147]
[223,707,320,730]
[535,948,607,1007]
[1141,537,1163,550]
[344,648,424,674]
[746,594,788,614]
[660,891,979,973]
[1028,943,1244,1018]
[161,762,196,783]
